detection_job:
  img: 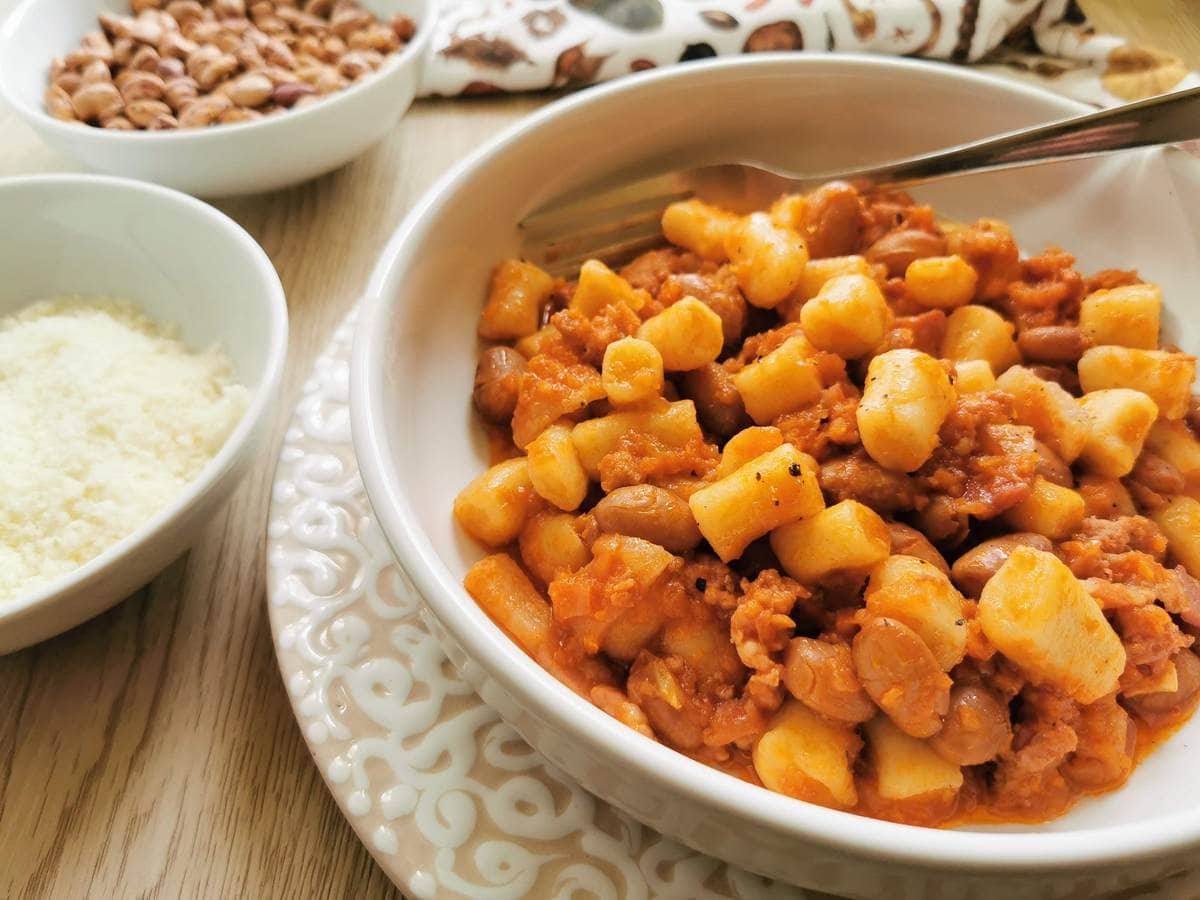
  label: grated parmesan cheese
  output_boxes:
[0,297,249,604]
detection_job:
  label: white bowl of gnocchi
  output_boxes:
[352,55,1200,898]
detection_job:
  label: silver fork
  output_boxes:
[519,85,1200,278]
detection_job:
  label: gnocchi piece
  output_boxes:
[571,259,649,316]
[1077,388,1159,478]
[994,365,1089,464]
[478,259,554,340]
[601,337,664,406]
[799,273,892,358]
[1079,283,1161,350]
[658,610,746,685]
[454,457,539,546]
[716,425,784,478]
[941,304,1020,374]
[572,400,703,478]
[1078,346,1196,420]
[953,359,995,394]
[599,548,679,662]
[792,255,872,305]
[753,699,861,810]
[978,547,1126,704]
[725,212,809,308]
[857,349,956,472]
[771,500,891,585]
[661,198,736,261]
[1152,496,1200,578]
[464,554,553,652]
[637,297,724,371]
[767,192,806,230]
[1003,475,1085,540]
[519,513,590,586]
[526,423,589,511]
[865,555,968,671]
[515,324,561,359]
[1145,419,1200,486]
[1078,474,1138,519]
[866,716,963,802]
[689,443,824,562]
[732,335,823,424]
[950,533,1054,599]
[903,255,978,310]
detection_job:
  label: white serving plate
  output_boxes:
[267,310,1196,900]
[352,55,1200,898]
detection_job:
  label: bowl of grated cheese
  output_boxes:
[0,174,287,654]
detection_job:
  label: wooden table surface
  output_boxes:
[1,3,1196,898]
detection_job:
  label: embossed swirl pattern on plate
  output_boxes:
[265,309,813,900]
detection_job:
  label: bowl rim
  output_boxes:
[0,0,434,143]
[0,172,289,626]
[352,53,1200,873]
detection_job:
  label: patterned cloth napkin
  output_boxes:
[419,0,1198,106]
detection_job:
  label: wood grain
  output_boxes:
[0,87,542,900]
[0,4,1193,898]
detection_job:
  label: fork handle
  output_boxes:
[843,85,1200,187]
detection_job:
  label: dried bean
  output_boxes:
[1017,325,1088,363]
[125,97,173,127]
[45,85,76,120]
[178,93,232,126]
[592,485,702,553]
[45,0,416,129]
[272,80,315,106]
[71,81,124,122]
[865,228,947,277]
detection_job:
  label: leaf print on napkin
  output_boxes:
[522,8,567,39]
[701,10,738,30]
[680,42,718,61]
[1102,44,1188,100]
[630,58,657,71]
[553,42,612,87]
[441,34,533,69]
[910,0,943,56]
[744,21,803,52]
[951,0,977,61]
[460,81,506,95]
[841,0,875,41]
[570,0,664,31]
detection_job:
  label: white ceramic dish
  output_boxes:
[0,0,432,197]
[0,174,287,654]
[352,56,1200,899]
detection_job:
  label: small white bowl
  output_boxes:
[352,56,1200,898]
[0,174,287,654]
[0,0,432,197]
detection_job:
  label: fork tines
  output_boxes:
[519,171,692,277]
